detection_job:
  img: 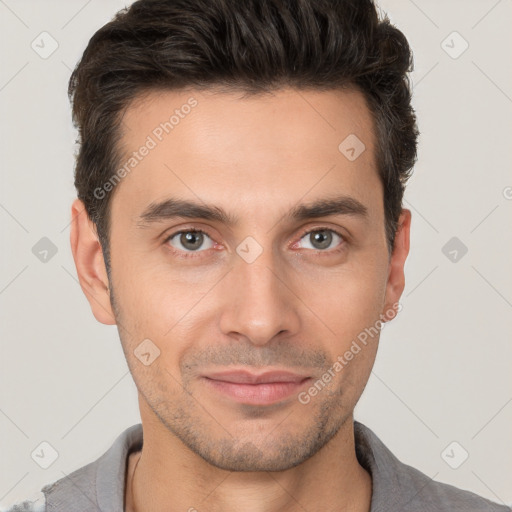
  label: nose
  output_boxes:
[218,246,301,346]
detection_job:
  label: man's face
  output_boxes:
[84,87,408,471]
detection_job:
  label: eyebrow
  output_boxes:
[136,195,369,228]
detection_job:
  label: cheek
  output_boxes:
[114,266,198,327]
[114,271,212,374]
[306,265,387,342]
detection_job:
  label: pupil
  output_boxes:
[312,230,331,249]
[182,232,203,250]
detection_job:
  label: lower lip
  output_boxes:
[202,377,311,405]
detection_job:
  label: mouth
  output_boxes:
[200,369,312,405]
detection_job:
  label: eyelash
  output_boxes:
[163,226,346,259]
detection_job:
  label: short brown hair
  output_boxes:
[69,0,419,276]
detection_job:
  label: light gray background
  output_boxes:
[1,0,511,508]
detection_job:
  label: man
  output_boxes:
[6,0,510,511]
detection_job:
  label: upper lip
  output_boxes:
[202,369,311,385]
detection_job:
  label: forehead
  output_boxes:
[111,87,381,227]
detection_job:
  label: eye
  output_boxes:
[165,229,215,253]
[295,228,345,252]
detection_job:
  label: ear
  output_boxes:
[69,198,116,325]
[381,208,411,322]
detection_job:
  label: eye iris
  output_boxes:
[311,230,332,250]
[181,231,203,251]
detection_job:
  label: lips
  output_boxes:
[201,369,311,405]
[204,370,309,384]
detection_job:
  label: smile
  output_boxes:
[201,369,312,405]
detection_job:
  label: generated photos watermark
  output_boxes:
[93,96,198,200]
[298,302,403,405]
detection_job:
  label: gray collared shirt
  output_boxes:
[4,421,510,511]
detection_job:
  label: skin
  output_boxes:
[70,86,411,512]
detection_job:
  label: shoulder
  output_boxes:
[395,457,511,512]
[354,421,511,512]
[2,423,143,512]
[1,491,46,512]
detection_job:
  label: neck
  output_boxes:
[126,413,372,512]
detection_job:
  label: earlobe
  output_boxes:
[381,208,411,322]
[69,198,116,325]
